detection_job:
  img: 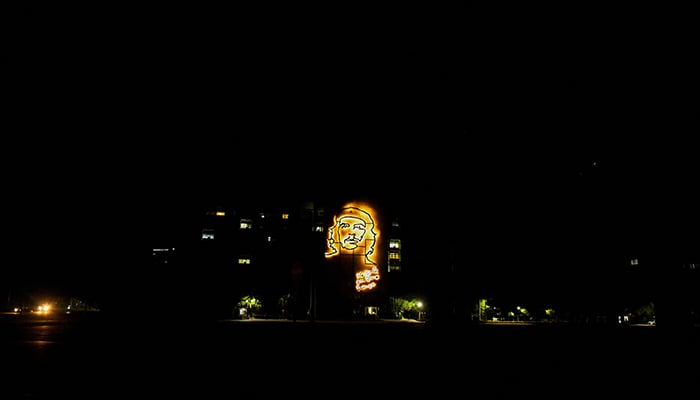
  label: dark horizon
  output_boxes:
[4,2,697,321]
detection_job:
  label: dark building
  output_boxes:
[147,193,698,328]
[155,197,411,321]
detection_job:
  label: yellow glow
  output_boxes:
[34,304,50,313]
[355,266,379,291]
[325,202,381,292]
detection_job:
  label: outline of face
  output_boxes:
[324,203,381,292]
[325,205,377,262]
[338,215,366,251]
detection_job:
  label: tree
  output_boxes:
[236,295,262,318]
[389,296,424,319]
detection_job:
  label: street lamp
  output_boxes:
[416,301,423,321]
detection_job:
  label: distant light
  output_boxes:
[239,219,253,230]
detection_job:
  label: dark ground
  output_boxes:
[2,313,698,399]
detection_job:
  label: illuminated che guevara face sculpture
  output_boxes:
[325,202,381,292]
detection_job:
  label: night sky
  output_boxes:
[4,3,697,307]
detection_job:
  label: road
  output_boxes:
[1,312,698,399]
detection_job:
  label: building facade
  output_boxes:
[155,197,408,320]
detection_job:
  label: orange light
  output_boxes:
[325,202,381,292]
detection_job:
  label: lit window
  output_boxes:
[201,229,215,240]
[389,239,401,249]
[238,258,251,265]
[389,253,401,260]
[239,219,253,230]
[282,213,289,220]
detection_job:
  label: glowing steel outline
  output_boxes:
[325,202,381,292]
